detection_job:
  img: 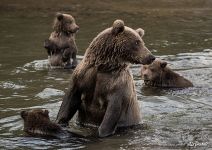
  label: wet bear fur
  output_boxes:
[44,13,79,69]
[141,59,193,88]
[20,109,87,138]
[21,109,63,137]
[56,20,155,137]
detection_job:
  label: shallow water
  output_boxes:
[0,0,212,149]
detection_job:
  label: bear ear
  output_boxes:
[20,111,28,119]
[112,19,125,35]
[56,13,63,21]
[44,109,49,116]
[136,28,145,37]
[160,61,167,68]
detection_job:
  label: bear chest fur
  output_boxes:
[49,32,74,49]
[76,67,141,126]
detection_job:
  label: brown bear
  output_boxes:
[44,13,79,69]
[20,109,85,138]
[21,109,63,137]
[141,59,193,88]
[56,19,155,137]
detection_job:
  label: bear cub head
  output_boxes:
[21,109,61,136]
[141,59,193,88]
[141,59,168,82]
[53,13,79,34]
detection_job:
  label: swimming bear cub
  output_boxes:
[141,59,193,88]
[20,109,86,138]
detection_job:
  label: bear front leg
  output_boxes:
[56,80,81,125]
[71,51,78,69]
[98,94,122,137]
[62,48,73,69]
[44,39,57,56]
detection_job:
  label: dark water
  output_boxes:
[0,0,212,149]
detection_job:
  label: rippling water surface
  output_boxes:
[0,0,212,149]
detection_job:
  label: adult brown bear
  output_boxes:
[56,20,155,137]
[44,13,79,69]
[141,59,193,88]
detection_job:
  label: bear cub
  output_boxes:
[20,109,85,138]
[44,13,79,69]
[141,59,193,88]
[21,109,63,137]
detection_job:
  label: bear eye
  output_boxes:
[150,69,155,72]
[143,66,147,70]
[150,67,155,72]
[66,20,72,24]
[135,40,140,45]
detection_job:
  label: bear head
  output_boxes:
[84,19,155,70]
[141,59,167,82]
[21,109,50,132]
[53,13,79,34]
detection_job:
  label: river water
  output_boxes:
[0,0,212,149]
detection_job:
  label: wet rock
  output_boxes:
[35,88,65,99]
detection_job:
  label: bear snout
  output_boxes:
[149,55,155,62]
[141,69,149,80]
[143,74,148,80]
[74,25,79,33]
[142,54,155,65]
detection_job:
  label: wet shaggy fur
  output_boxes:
[56,19,155,137]
[20,109,91,138]
[21,109,63,137]
[141,59,193,88]
[44,13,79,69]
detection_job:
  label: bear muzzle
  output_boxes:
[141,54,155,65]
[67,25,79,34]
[143,74,149,80]
[74,25,80,33]
[72,25,79,33]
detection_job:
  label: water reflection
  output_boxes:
[0,0,212,149]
